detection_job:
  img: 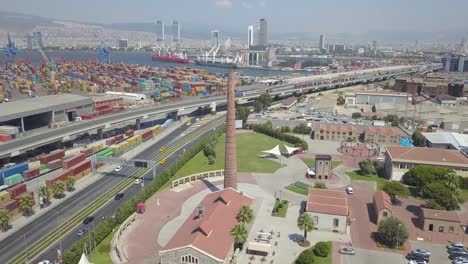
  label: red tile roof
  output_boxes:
[306,189,348,216]
[364,127,403,136]
[160,188,253,261]
[373,191,392,213]
[422,208,460,223]
[385,146,468,167]
[282,97,297,107]
[316,123,359,134]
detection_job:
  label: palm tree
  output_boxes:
[297,214,314,244]
[39,186,51,206]
[230,223,248,250]
[19,195,35,216]
[53,181,65,199]
[237,205,254,224]
[0,210,10,232]
[66,177,76,192]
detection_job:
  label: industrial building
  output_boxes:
[345,91,410,106]
[422,132,468,150]
[0,94,93,132]
[363,126,404,145]
[313,124,359,142]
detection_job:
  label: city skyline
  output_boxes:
[2,0,468,35]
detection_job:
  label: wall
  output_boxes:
[423,218,459,234]
[355,94,408,105]
[376,208,392,224]
[315,159,332,179]
[364,133,400,145]
[314,129,358,142]
[307,212,347,234]
[385,159,468,181]
[160,246,223,264]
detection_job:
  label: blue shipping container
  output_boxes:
[0,162,29,183]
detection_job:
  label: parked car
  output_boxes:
[448,243,465,251]
[76,228,87,236]
[338,247,356,255]
[450,247,468,254]
[412,249,431,257]
[114,166,123,172]
[453,257,468,264]
[134,179,142,185]
[115,193,125,200]
[451,251,468,260]
[307,167,315,177]
[82,216,94,225]
[37,261,51,264]
[346,187,354,194]
[406,253,429,262]
[409,260,427,264]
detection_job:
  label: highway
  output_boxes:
[0,117,223,263]
[0,64,432,159]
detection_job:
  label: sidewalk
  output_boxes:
[0,120,185,241]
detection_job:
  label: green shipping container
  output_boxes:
[5,173,24,186]
[41,164,48,170]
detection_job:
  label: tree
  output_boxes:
[384,114,399,126]
[351,112,362,119]
[296,249,315,264]
[0,210,10,232]
[440,121,445,129]
[314,182,327,189]
[412,131,426,147]
[39,186,51,205]
[230,223,248,250]
[298,95,306,103]
[19,195,35,216]
[254,93,273,113]
[358,159,376,175]
[293,123,312,135]
[237,205,254,224]
[382,181,409,203]
[402,166,455,188]
[253,100,263,113]
[371,105,377,112]
[66,177,76,192]
[280,126,291,133]
[336,95,345,106]
[207,155,215,165]
[313,241,330,257]
[383,82,391,90]
[297,213,314,243]
[421,182,460,211]
[203,143,216,159]
[376,217,408,248]
[53,181,66,199]
[235,106,250,125]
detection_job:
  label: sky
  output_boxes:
[2,0,468,34]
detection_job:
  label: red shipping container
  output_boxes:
[80,115,94,120]
[125,130,134,137]
[47,159,62,170]
[40,149,65,164]
[80,148,94,156]
[0,134,12,142]
[142,130,153,141]
[0,200,18,211]
[7,183,27,198]
[46,170,72,188]
[70,160,91,175]
[62,153,86,169]
[114,134,124,142]
[23,168,40,180]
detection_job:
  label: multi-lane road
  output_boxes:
[0,117,224,263]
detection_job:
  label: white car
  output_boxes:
[134,179,142,185]
[37,261,51,264]
[307,167,315,177]
[114,166,123,172]
[346,187,354,194]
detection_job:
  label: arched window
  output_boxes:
[181,254,199,263]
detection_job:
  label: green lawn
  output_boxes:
[313,241,333,264]
[461,189,468,203]
[272,200,289,217]
[346,171,388,189]
[285,184,309,196]
[175,133,291,177]
[301,158,342,169]
[88,225,120,264]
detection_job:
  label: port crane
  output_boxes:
[98,42,111,64]
[3,33,18,66]
[200,44,221,63]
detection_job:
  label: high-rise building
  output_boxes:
[155,20,165,43]
[211,30,220,47]
[319,34,325,51]
[119,39,128,50]
[171,20,180,43]
[248,25,254,48]
[224,70,238,190]
[442,55,468,72]
[26,33,33,50]
[33,32,43,48]
[372,40,378,50]
[258,18,268,47]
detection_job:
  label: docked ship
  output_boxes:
[151,52,190,64]
[194,54,243,69]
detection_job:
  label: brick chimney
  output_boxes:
[224,70,238,190]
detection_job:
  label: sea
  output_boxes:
[0,50,295,78]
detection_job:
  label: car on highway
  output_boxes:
[115,193,125,200]
[411,249,431,257]
[76,228,87,236]
[114,166,123,172]
[134,179,142,185]
[160,147,166,152]
[160,159,166,165]
[82,216,94,225]
[346,187,354,194]
[37,260,51,264]
[338,247,356,255]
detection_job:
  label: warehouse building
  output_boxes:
[364,127,404,145]
[422,132,468,150]
[345,91,410,106]
[313,124,359,142]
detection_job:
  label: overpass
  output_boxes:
[0,64,438,159]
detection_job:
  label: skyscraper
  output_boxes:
[319,34,325,51]
[211,30,220,47]
[248,25,254,48]
[155,20,165,43]
[33,32,43,48]
[258,18,268,47]
[171,20,180,43]
[119,39,128,50]
[224,70,238,190]
[26,33,33,50]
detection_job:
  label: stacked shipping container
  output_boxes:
[39,150,65,164]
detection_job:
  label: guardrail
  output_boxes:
[171,169,225,188]
[110,213,136,264]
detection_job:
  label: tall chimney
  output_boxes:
[224,70,238,190]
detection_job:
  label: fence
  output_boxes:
[171,169,225,188]
[110,213,137,264]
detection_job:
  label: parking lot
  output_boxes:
[341,248,407,264]
[410,240,451,264]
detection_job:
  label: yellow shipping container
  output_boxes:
[0,191,11,203]
[135,135,142,142]
[8,208,20,219]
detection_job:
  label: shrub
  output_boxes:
[313,241,330,257]
[252,123,308,150]
[296,249,315,264]
[313,182,327,189]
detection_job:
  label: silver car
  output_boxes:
[339,247,356,255]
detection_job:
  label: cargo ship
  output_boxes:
[194,59,241,69]
[151,52,190,64]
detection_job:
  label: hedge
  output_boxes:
[248,122,309,151]
[62,126,225,264]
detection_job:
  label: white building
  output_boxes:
[305,189,349,234]
[248,26,254,48]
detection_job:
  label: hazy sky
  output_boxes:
[2,0,468,33]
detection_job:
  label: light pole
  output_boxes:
[395,223,401,249]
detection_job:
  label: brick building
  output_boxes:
[394,77,450,97]
[315,155,332,180]
[373,190,393,224]
[314,124,359,142]
[422,208,461,234]
[363,127,403,145]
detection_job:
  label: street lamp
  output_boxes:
[395,223,402,249]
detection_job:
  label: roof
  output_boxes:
[364,127,403,137]
[315,154,332,160]
[355,90,410,96]
[316,123,359,134]
[0,94,92,122]
[373,191,392,213]
[282,97,297,107]
[385,146,468,167]
[422,132,468,149]
[422,208,460,223]
[160,188,253,261]
[306,189,348,216]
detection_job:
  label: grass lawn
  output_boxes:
[301,158,342,169]
[313,241,333,264]
[175,133,292,177]
[272,200,289,217]
[346,170,388,189]
[88,225,120,264]
[461,189,468,203]
[285,184,309,196]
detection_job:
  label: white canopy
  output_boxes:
[262,145,281,156]
[247,242,272,254]
[78,253,93,264]
[285,145,301,155]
